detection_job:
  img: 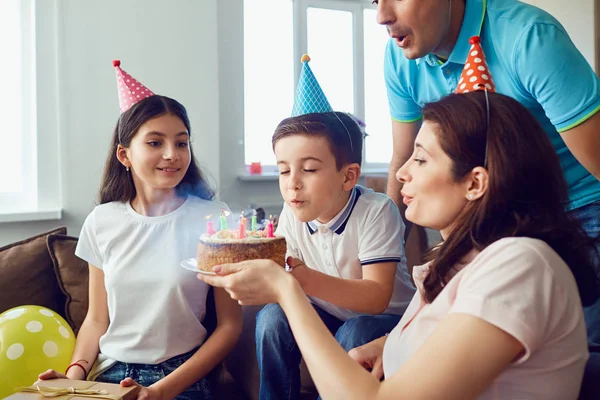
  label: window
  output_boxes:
[0,0,36,210]
[0,0,61,221]
[243,0,392,168]
[243,0,294,167]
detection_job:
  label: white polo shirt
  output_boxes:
[276,186,415,321]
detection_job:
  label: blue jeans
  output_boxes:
[255,303,401,400]
[94,348,213,400]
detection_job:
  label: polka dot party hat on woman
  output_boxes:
[113,60,155,113]
[291,54,333,117]
[456,36,495,94]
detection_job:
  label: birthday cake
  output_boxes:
[196,228,287,272]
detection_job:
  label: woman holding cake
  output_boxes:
[37,61,242,399]
[201,90,599,399]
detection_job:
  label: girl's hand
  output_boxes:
[37,369,69,381]
[199,258,295,305]
[120,378,163,400]
[348,336,387,380]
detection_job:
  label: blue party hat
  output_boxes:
[291,55,333,117]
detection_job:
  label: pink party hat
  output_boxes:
[113,60,155,113]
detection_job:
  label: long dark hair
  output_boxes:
[99,95,214,203]
[421,92,598,306]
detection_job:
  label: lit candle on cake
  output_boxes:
[205,215,215,235]
[251,215,258,231]
[267,215,274,238]
[239,212,247,239]
[220,209,230,231]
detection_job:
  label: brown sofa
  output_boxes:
[0,227,317,399]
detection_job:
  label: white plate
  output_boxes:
[180,258,216,275]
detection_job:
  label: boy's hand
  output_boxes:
[286,257,312,289]
[348,336,388,380]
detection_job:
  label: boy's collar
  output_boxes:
[306,186,361,235]
[416,0,487,68]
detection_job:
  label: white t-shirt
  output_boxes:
[76,196,233,364]
[276,186,415,321]
[383,237,588,399]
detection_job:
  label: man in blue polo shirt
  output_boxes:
[374,0,600,396]
[378,0,600,224]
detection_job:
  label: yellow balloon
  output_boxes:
[0,305,75,397]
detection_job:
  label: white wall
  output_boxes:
[0,0,598,246]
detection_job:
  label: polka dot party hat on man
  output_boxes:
[291,54,333,117]
[0,305,75,397]
[113,60,155,113]
[456,36,496,94]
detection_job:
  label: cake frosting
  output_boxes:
[196,229,287,272]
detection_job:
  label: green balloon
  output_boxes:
[0,305,75,397]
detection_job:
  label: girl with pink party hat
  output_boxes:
[37,60,242,399]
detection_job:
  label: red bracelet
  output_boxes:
[65,361,88,379]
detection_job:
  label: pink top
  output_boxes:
[382,237,588,400]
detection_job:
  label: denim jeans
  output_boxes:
[94,348,213,400]
[255,303,401,400]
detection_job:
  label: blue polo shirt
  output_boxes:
[384,0,600,210]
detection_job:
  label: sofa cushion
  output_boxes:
[0,227,67,318]
[47,233,89,334]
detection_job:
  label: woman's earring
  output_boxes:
[126,166,130,172]
[467,193,474,201]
